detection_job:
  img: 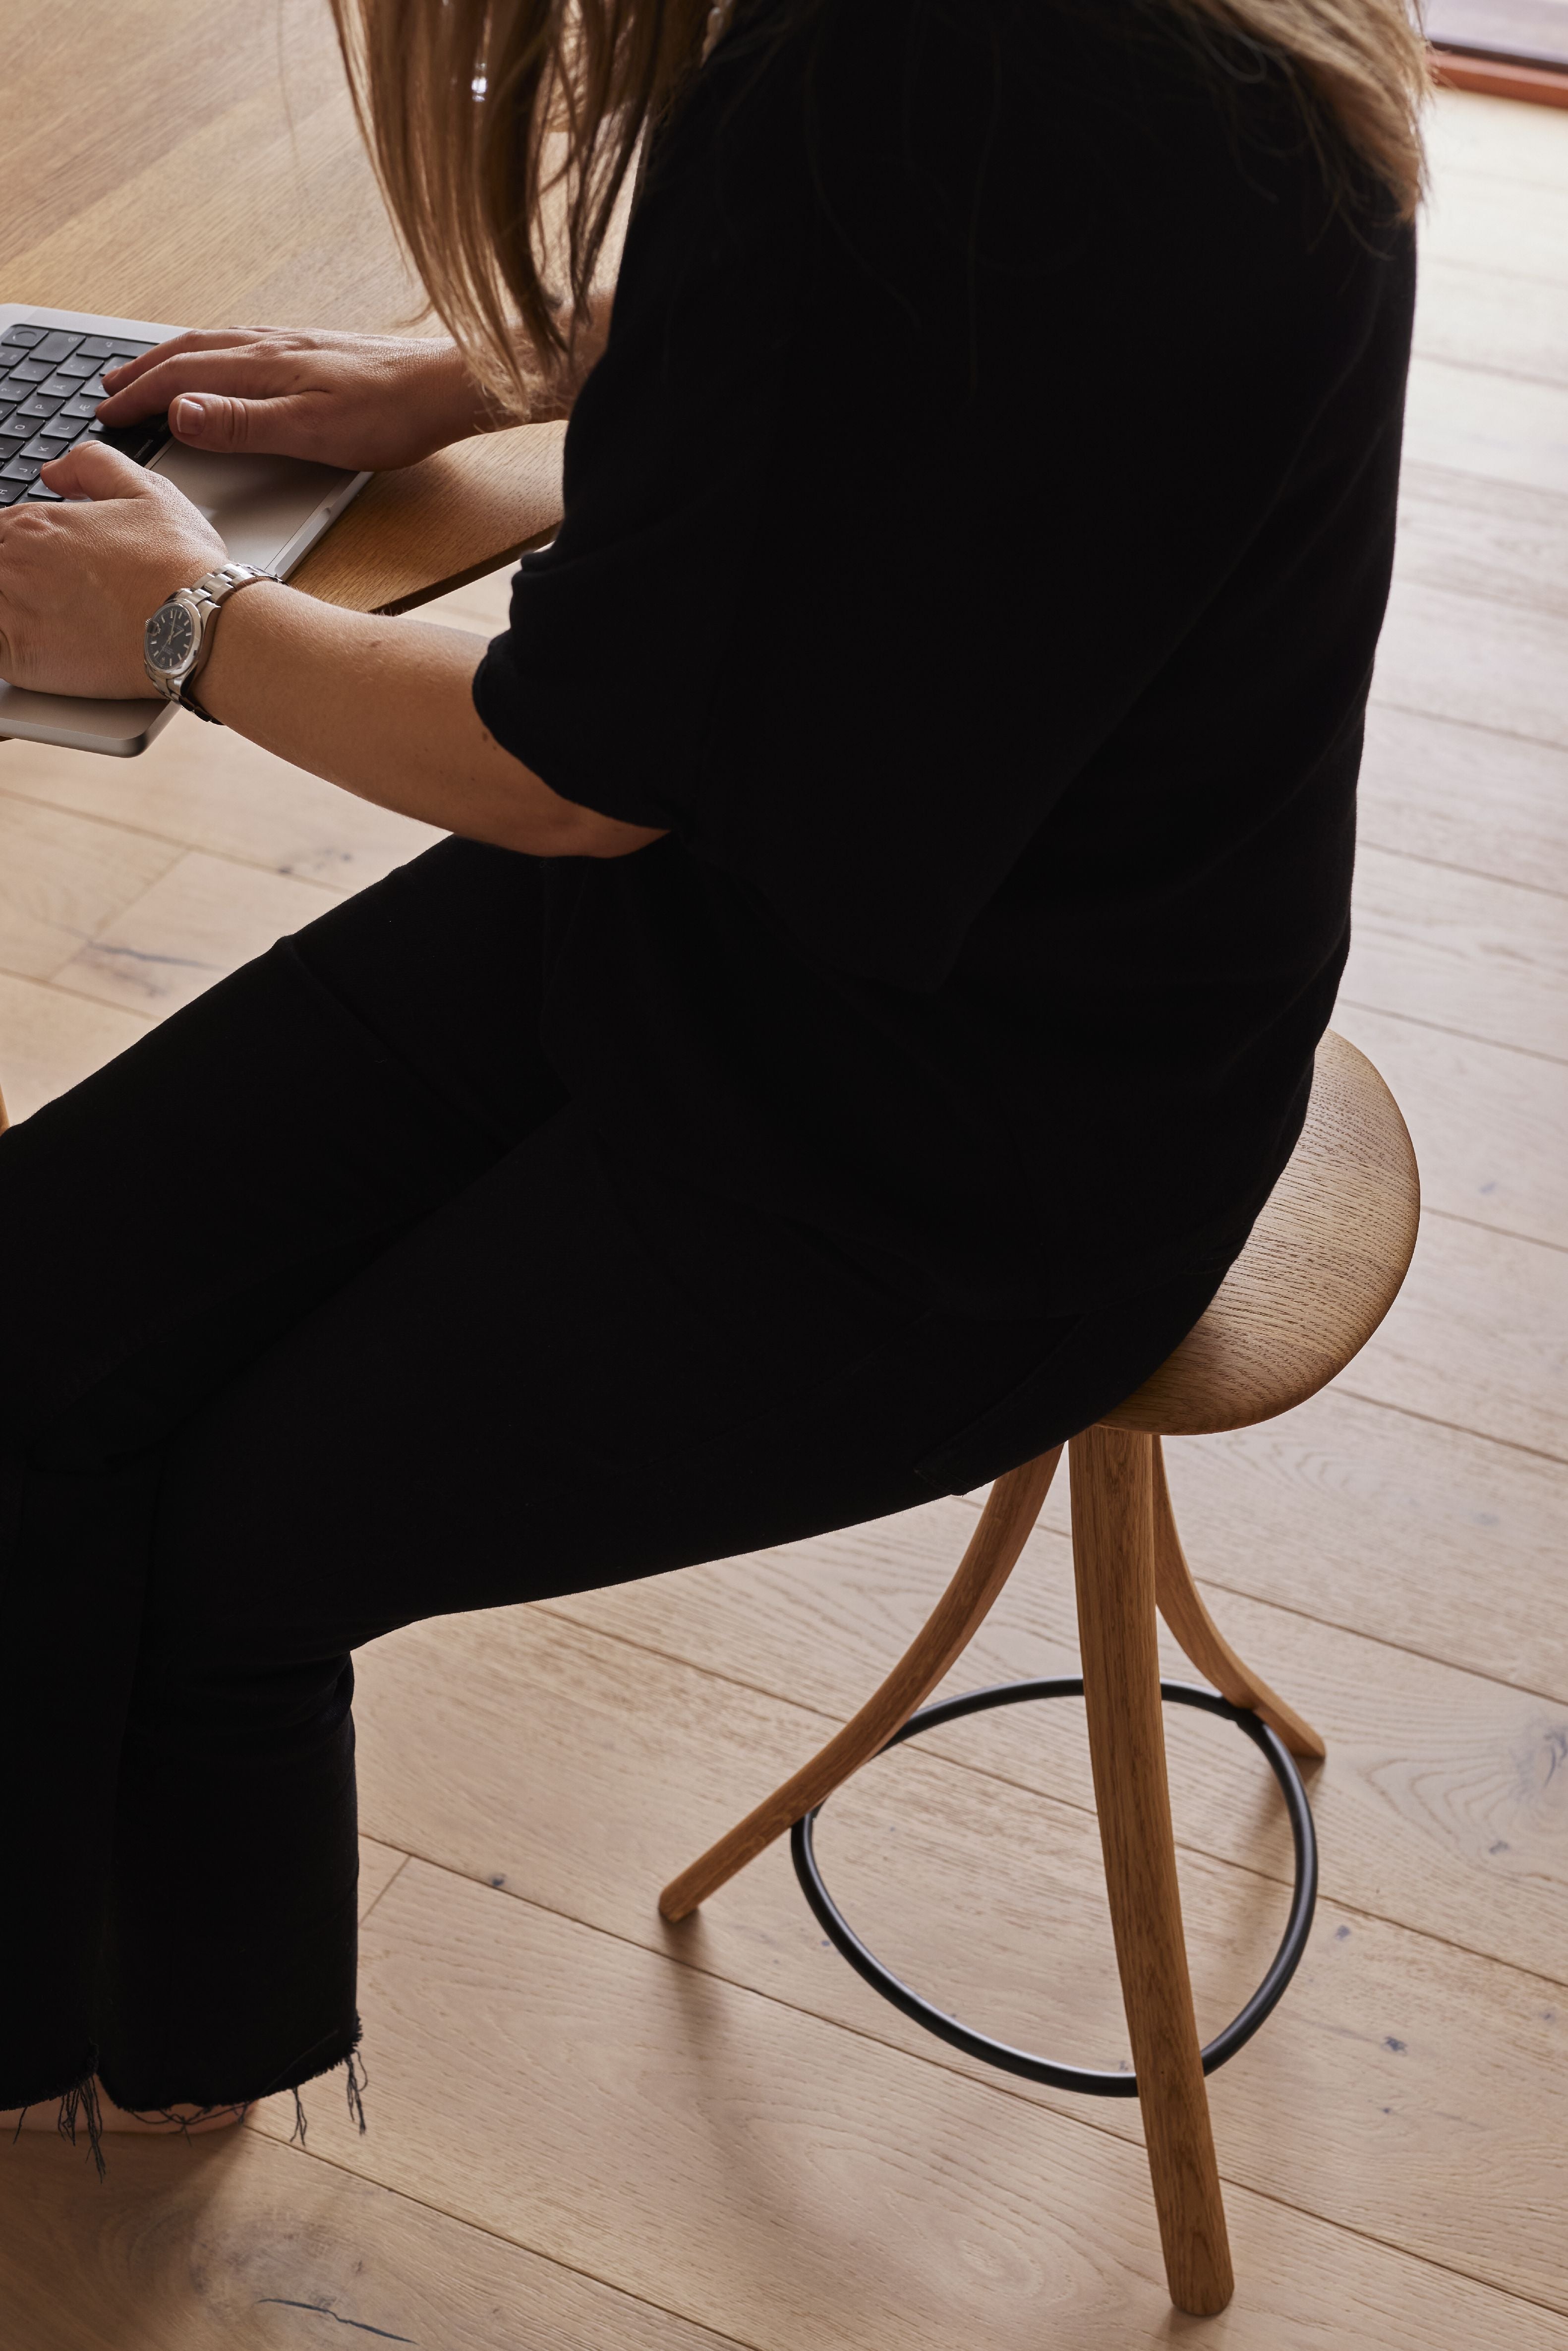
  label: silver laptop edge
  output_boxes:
[0,303,371,757]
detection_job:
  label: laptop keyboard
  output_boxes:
[0,321,168,505]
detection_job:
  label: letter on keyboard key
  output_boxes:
[1,454,44,481]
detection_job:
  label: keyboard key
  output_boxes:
[0,478,33,505]
[0,324,46,349]
[24,484,64,502]
[5,358,51,386]
[59,393,100,418]
[1,454,44,481]
[77,376,108,402]
[104,339,155,358]
[39,412,79,438]
[20,433,61,460]
[15,394,64,421]
[34,331,83,364]
[36,372,84,399]
[56,353,98,380]
[78,336,117,358]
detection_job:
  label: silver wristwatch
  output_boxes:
[143,562,276,722]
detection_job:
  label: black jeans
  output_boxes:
[0,837,1223,2123]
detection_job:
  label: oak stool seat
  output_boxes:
[659,1029,1420,2319]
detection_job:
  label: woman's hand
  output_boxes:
[0,442,226,700]
[94,329,499,473]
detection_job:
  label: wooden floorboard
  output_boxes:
[237,1857,1568,2350]
[1358,702,1568,898]
[346,1592,1568,2233]
[0,2124,745,2351]
[530,1498,1568,1980]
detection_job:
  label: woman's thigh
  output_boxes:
[142,1099,1222,1751]
[0,836,565,1453]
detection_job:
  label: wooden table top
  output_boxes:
[4,0,564,611]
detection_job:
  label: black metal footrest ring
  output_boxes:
[790,1676,1318,2100]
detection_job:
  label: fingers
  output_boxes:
[99,327,276,399]
[167,391,305,453]
[97,343,304,424]
[39,440,158,500]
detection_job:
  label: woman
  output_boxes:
[0,0,1424,2152]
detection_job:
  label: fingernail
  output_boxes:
[174,395,205,429]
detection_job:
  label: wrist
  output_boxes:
[421,340,516,446]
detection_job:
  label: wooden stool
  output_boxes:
[659,1028,1420,2317]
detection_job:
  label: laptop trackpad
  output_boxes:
[150,443,356,573]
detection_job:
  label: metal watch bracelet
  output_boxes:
[144,562,277,725]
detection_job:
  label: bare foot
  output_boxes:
[1,2082,248,2137]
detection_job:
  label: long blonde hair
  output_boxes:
[329,0,1428,416]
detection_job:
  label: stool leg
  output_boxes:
[1070,1425,1234,2317]
[1151,1437,1325,1761]
[659,1446,1062,1921]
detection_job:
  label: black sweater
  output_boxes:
[474,0,1415,1316]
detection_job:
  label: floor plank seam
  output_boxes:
[1418,1202,1568,1256]
[1334,1382,1568,1469]
[369,1694,1568,1996]
[1368,690,1568,764]
[357,1850,413,1927]
[1354,832,1568,903]
[1407,344,1568,396]
[1335,996,1568,1074]
[240,2124,756,2351]
[0,773,424,890]
[342,1850,1568,2310]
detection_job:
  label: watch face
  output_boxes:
[147,598,197,675]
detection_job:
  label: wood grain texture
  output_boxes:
[658,1447,1062,1920]
[1404,351,1568,492]
[46,850,345,1018]
[1068,1427,1233,2315]
[0,2121,744,2351]
[1358,700,1568,898]
[357,1835,410,1925]
[543,1492,1568,1985]
[1343,845,1568,1062]
[1397,463,1568,623]
[0,968,151,1126]
[1107,1032,1420,1436]
[1414,252,1568,386]
[1145,1388,1568,1702]
[290,422,567,617]
[1329,1004,1568,1249]
[1150,1437,1325,1758]
[250,1854,1568,2349]
[1375,574,1568,746]
[0,797,181,985]
[1,2,418,333]
[0,724,441,893]
[347,1602,1568,2310]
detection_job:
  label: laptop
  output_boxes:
[0,302,371,758]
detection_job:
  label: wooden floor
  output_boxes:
[2,82,1567,2351]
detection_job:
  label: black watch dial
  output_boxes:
[147,599,197,674]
